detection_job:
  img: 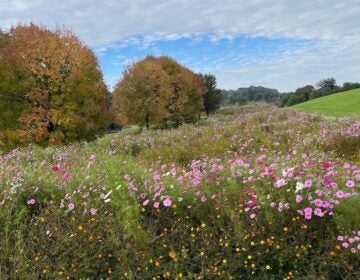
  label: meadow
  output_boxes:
[0,104,359,279]
[292,88,360,118]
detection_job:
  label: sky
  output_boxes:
[1,0,360,92]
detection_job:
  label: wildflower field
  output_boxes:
[1,104,359,279]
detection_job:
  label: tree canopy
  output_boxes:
[112,56,206,128]
[0,24,110,150]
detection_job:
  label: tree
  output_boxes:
[112,56,206,128]
[316,78,337,91]
[111,59,171,129]
[154,56,206,124]
[200,73,222,116]
[0,24,110,150]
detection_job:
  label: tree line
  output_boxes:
[0,24,221,151]
[221,86,281,106]
[280,78,360,107]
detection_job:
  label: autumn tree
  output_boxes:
[0,24,110,150]
[153,56,206,124]
[112,56,206,128]
[199,73,222,116]
[111,59,171,129]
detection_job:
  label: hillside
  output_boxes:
[292,88,360,117]
[1,104,359,279]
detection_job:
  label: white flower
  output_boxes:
[295,182,304,193]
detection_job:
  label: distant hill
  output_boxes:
[292,88,360,117]
[221,86,281,106]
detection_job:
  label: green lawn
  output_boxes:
[292,88,360,118]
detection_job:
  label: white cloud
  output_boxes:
[1,0,360,91]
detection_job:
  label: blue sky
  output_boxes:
[96,35,314,91]
[1,0,360,92]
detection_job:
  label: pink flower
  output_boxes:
[304,180,313,188]
[153,202,160,209]
[338,236,344,241]
[250,213,256,219]
[61,172,72,184]
[246,200,255,207]
[27,198,36,205]
[342,242,349,248]
[275,179,286,188]
[349,238,355,243]
[343,163,351,169]
[295,195,303,203]
[335,191,344,198]
[143,199,149,206]
[153,173,161,181]
[163,197,172,207]
[314,208,324,217]
[89,208,97,215]
[304,207,312,220]
[200,196,207,203]
[68,202,75,210]
[345,180,355,188]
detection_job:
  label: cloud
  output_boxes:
[1,0,360,91]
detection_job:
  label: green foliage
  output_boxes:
[222,86,281,106]
[200,73,222,116]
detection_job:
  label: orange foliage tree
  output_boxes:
[0,24,110,150]
[112,56,206,128]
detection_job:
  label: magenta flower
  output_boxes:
[89,208,97,215]
[342,242,349,248]
[335,191,344,198]
[68,202,75,210]
[163,197,172,207]
[338,236,344,241]
[345,180,355,188]
[52,165,59,172]
[143,199,149,206]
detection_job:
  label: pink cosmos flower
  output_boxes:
[304,207,312,220]
[338,236,344,241]
[295,195,303,203]
[143,199,149,206]
[314,208,324,217]
[275,179,286,188]
[153,202,160,209]
[68,202,75,210]
[250,213,256,219]
[304,180,313,188]
[163,197,172,207]
[61,172,72,184]
[27,198,36,205]
[345,180,355,188]
[342,242,349,248]
[335,191,344,198]
[89,208,98,215]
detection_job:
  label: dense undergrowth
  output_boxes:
[0,104,359,279]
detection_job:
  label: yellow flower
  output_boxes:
[247,255,252,260]
[266,265,271,270]
[154,261,160,267]
[283,227,288,232]
[169,251,177,260]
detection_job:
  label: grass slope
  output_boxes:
[292,88,360,117]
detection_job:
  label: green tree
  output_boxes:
[200,73,222,116]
